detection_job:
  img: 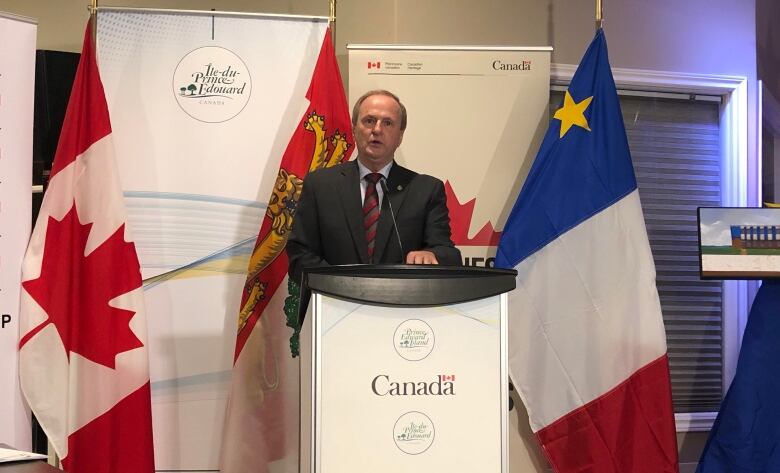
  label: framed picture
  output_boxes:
[698,207,780,279]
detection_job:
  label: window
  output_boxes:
[550,90,724,413]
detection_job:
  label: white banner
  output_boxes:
[97,10,327,470]
[348,47,551,266]
[0,11,35,449]
[349,45,552,471]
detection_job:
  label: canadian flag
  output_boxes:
[367,61,381,69]
[18,20,154,472]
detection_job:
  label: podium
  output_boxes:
[299,265,516,472]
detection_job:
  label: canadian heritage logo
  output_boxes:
[393,319,435,361]
[371,374,456,396]
[492,59,532,71]
[172,46,252,123]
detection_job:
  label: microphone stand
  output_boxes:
[380,179,406,264]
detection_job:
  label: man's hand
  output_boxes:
[405,250,439,265]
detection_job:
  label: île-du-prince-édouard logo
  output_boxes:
[393,411,435,455]
[394,319,435,361]
[173,46,252,123]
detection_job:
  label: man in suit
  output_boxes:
[287,89,461,283]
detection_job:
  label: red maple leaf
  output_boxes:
[22,203,144,369]
[445,181,502,246]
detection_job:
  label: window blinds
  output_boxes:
[550,91,723,412]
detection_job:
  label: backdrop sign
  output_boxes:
[0,11,35,450]
[348,46,551,266]
[97,10,328,470]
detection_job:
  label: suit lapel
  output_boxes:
[373,163,414,263]
[338,161,370,263]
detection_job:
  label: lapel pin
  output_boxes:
[397,185,403,191]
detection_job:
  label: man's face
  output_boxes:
[354,94,405,171]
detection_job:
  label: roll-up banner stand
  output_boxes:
[0,11,36,450]
[348,45,552,471]
[348,45,551,267]
[97,9,328,470]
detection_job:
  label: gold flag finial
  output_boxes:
[89,0,98,43]
[595,0,603,30]
[329,0,337,39]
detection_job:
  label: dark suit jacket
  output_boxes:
[287,160,461,282]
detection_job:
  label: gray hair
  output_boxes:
[351,89,407,131]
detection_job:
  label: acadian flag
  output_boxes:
[495,29,679,472]
[18,20,154,472]
[697,280,780,472]
[220,29,353,472]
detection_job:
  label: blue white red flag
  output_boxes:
[496,29,679,472]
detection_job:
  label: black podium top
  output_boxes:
[302,265,517,308]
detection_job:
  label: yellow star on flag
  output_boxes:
[553,90,593,138]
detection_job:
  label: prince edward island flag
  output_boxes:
[496,29,679,472]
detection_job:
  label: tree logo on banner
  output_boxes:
[172,46,252,123]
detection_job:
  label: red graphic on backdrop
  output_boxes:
[445,181,502,246]
[21,204,143,369]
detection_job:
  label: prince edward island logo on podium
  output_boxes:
[393,411,436,455]
[394,319,435,361]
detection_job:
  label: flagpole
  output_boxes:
[90,0,98,42]
[329,0,336,39]
[595,0,603,30]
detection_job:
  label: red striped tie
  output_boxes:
[363,173,382,262]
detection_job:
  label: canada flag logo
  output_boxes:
[367,61,381,69]
[445,181,502,246]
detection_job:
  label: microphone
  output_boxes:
[379,178,406,264]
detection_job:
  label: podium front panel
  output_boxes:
[307,293,507,472]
